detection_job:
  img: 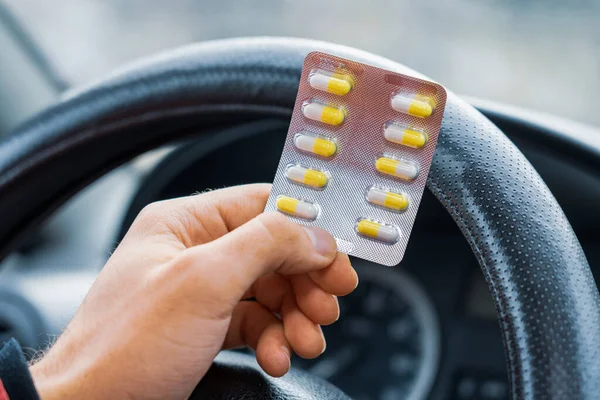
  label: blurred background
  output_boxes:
[4,0,599,127]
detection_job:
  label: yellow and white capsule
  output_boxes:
[294,132,338,157]
[375,157,419,181]
[276,196,319,221]
[285,164,328,189]
[390,92,434,118]
[302,100,346,126]
[383,122,427,149]
[356,219,400,244]
[308,69,353,96]
[366,187,409,211]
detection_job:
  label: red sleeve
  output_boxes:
[0,379,10,400]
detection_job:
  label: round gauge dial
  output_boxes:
[292,259,439,400]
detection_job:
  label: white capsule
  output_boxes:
[375,157,420,181]
[383,122,427,149]
[286,165,306,182]
[366,187,409,211]
[294,133,338,157]
[308,69,353,96]
[302,100,346,126]
[356,219,400,244]
[276,196,319,220]
[285,165,329,188]
[367,188,387,205]
[390,92,433,118]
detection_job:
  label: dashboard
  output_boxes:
[0,98,599,400]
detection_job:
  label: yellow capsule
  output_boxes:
[308,69,353,96]
[375,157,419,181]
[366,186,409,211]
[356,219,400,243]
[276,196,319,221]
[383,122,427,149]
[391,92,434,118]
[415,93,436,108]
[302,100,346,126]
[294,132,338,157]
[285,165,328,189]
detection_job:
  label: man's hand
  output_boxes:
[30,184,357,400]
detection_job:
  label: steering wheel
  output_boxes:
[1,37,600,399]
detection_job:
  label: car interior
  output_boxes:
[0,2,599,399]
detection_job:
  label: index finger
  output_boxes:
[130,183,271,245]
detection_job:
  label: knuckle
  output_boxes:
[132,200,194,246]
[135,201,169,230]
[127,202,170,238]
[139,201,165,220]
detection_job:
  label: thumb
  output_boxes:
[182,212,338,299]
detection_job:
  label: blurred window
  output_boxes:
[5,0,600,126]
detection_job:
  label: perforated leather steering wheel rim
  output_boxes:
[1,37,599,399]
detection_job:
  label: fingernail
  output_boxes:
[280,346,291,369]
[315,325,327,355]
[303,226,336,257]
[333,295,340,321]
[351,267,360,290]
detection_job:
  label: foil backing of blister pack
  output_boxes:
[264,51,447,266]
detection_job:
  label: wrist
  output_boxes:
[30,343,87,400]
[30,337,121,400]
[30,360,69,400]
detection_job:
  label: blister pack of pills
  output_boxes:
[264,52,447,266]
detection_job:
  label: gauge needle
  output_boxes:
[307,345,359,379]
